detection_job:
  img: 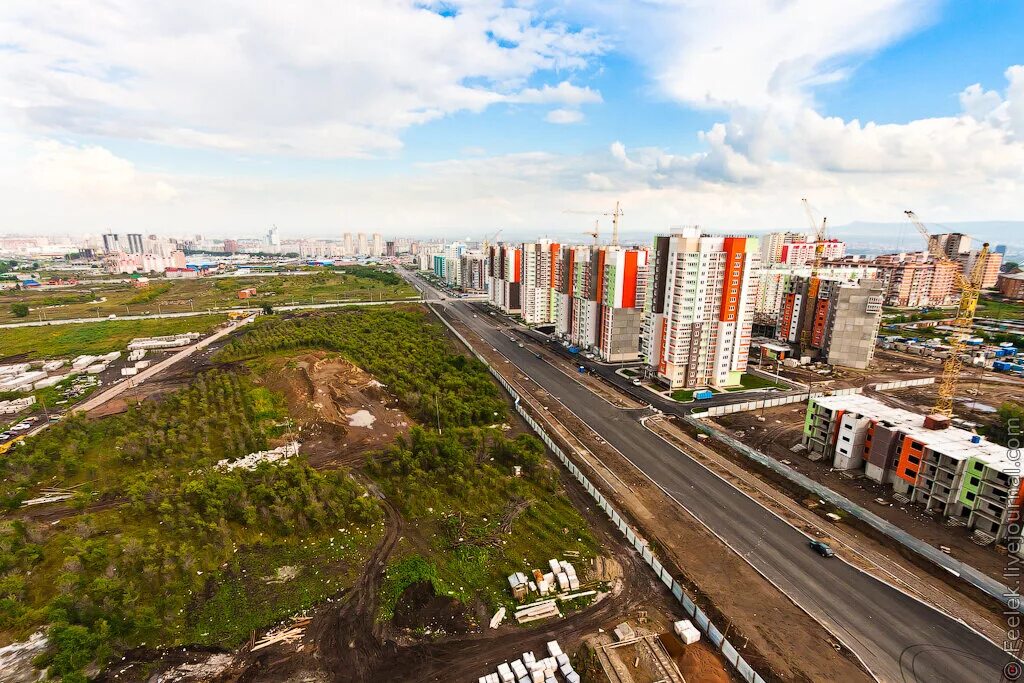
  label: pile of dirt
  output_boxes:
[392,581,474,634]
[259,351,411,468]
[660,634,729,683]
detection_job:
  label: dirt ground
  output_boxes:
[257,351,412,468]
[442,313,868,683]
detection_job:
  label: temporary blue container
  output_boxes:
[695,389,714,400]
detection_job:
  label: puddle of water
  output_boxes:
[955,398,997,413]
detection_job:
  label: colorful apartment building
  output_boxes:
[551,244,649,361]
[803,395,1020,543]
[830,253,957,307]
[642,229,760,389]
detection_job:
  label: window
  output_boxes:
[908,455,920,465]
[966,492,976,501]
[970,477,979,486]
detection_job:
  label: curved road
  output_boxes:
[403,271,1014,683]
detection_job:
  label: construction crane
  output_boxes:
[583,219,600,247]
[798,198,830,351]
[564,201,624,246]
[481,228,502,252]
[905,210,990,417]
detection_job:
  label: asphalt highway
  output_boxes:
[403,271,1013,683]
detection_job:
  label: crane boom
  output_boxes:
[564,202,623,246]
[904,210,989,417]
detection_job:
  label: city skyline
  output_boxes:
[1,2,1022,237]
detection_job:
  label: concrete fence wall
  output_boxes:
[872,377,936,392]
[431,306,767,683]
[698,386,863,418]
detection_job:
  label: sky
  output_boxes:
[0,0,1023,243]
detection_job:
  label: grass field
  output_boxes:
[0,268,416,323]
[976,296,1024,320]
[0,313,227,359]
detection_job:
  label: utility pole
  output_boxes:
[435,392,442,435]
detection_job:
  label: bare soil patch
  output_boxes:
[258,351,412,468]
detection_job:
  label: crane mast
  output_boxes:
[904,210,989,417]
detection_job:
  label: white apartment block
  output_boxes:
[642,229,760,389]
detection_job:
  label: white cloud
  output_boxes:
[0,1,605,158]
[568,0,937,111]
[27,140,178,202]
[546,108,584,124]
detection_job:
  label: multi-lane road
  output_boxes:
[403,271,1013,683]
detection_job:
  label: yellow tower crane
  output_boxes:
[905,210,990,417]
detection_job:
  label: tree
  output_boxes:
[10,302,29,318]
[261,304,274,315]
[1003,261,1019,273]
[986,402,1024,447]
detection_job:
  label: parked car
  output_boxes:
[809,540,835,557]
[0,432,12,440]
[632,378,642,386]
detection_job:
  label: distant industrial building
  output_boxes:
[997,271,1024,300]
[642,229,760,389]
[777,276,884,368]
[804,394,1020,545]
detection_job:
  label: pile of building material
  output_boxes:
[128,333,202,350]
[0,370,46,392]
[217,441,300,471]
[128,349,147,362]
[508,557,582,605]
[41,360,66,372]
[85,363,108,375]
[20,487,76,508]
[251,616,311,652]
[485,641,578,683]
[33,373,69,390]
[673,619,701,645]
[514,598,560,624]
[121,367,138,377]
[0,396,35,416]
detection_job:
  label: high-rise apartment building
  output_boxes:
[777,276,884,368]
[642,229,760,389]
[550,244,648,361]
[102,233,120,253]
[125,233,144,254]
[928,232,972,259]
[357,233,369,256]
[519,240,559,325]
[831,253,957,307]
[372,232,384,257]
[460,252,488,293]
[342,233,353,256]
[958,250,1002,288]
[488,244,521,314]
[759,232,806,266]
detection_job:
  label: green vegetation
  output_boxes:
[984,402,1024,447]
[725,373,781,392]
[976,296,1024,321]
[10,302,28,318]
[0,371,381,680]
[671,389,702,402]
[221,307,597,619]
[369,426,599,619]
[0,314,227,359]
[0,267,415,323]
[218,307,507,427]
